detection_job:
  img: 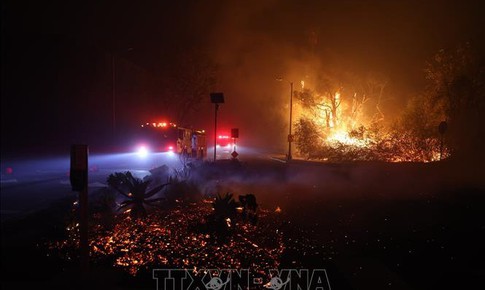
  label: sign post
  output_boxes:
[70,144,89,272]
[210,93,225,162]
[231,128,239,159]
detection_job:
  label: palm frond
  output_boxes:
[145,182,170,198]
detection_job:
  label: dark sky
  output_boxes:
[2,0,484,153]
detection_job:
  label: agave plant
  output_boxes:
[107,171,169,219]
[203,193,238,238]
[212,192,238,220]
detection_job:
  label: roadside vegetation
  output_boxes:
[293,43,484,164]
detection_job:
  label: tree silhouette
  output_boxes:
[165,49,217,123]
[423,43,485,162]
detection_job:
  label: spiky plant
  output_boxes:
[107,171,169,219]
[204,193,238,239]
[213,192,238,219]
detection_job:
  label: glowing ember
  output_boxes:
[49,202,286,276]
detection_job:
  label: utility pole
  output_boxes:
[276,78,294,161]
[214,103,219,161]
[288,81,293,161]
[210,93,225,161]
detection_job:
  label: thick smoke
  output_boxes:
[187,0,484,154]
[2,0,482,154]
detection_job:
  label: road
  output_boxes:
[0,151,188,221]
[0,144,280,221]
[1,143,469,222]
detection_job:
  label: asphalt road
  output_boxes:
[0,144,276,221]
[0,151,186,221]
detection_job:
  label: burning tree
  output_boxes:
[291,65,457,162]
[294,117,322,158]
[293,73,389,161]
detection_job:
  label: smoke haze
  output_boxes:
[2,0,483,153]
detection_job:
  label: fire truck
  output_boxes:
[135,122,207,159]
[216,134,234,153]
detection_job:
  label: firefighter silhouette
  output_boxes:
[264,277,290,290]
[205,277,230,290]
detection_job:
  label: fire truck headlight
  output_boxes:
[137,145,149,158]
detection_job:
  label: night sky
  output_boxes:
[2,0,484,154]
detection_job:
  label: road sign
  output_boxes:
[231,151,239,158]
[210,92,225,104]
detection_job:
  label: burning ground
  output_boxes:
[50,201,286,277]
[2,159,484,290]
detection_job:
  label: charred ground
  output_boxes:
[1,158,484,289]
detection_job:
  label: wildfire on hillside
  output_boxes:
[292,79,449,162]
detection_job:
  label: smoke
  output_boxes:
[181,0,484,153]
[188,0,464,152]
[190,0,295,152]
[3,0,483,154]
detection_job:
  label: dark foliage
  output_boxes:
[107,171,169,219]
[239,194,259,224]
